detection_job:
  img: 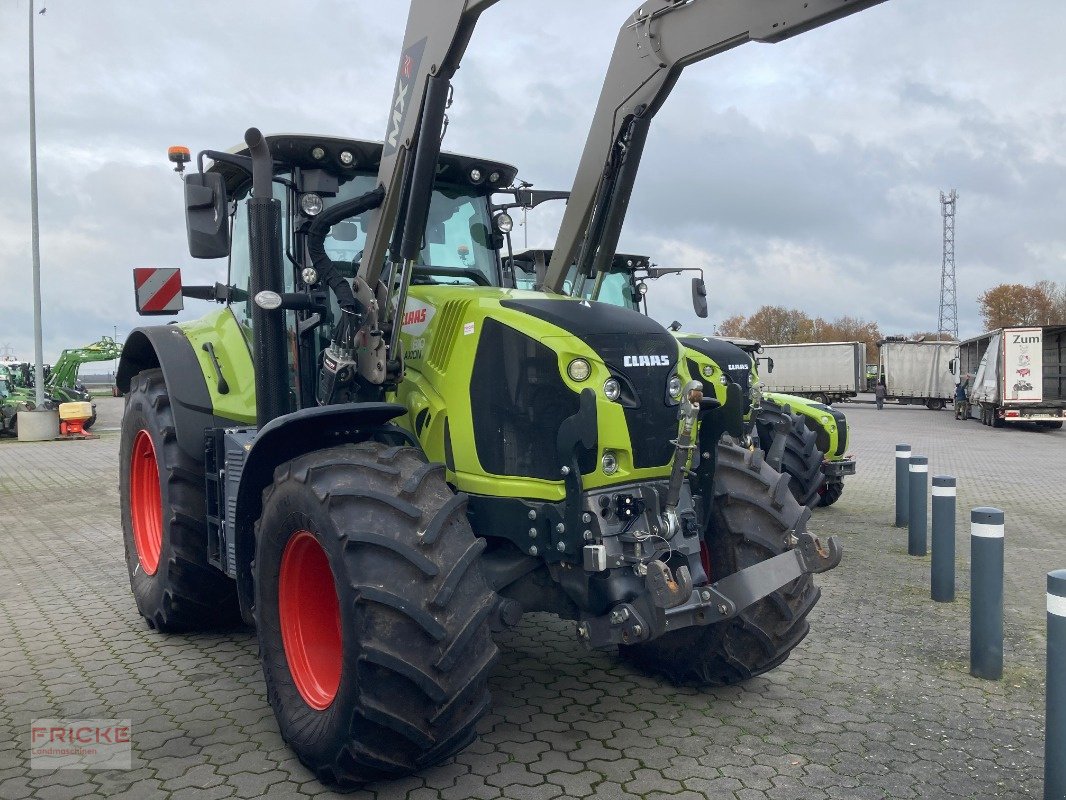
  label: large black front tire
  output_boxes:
[756,408,824,509]
[254,443,498,788]
[120,369,241,631]
[620,439,821,686]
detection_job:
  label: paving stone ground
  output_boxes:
[0,395,1062,800]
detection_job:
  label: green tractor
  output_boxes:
[43,336,121,429]
[115,0,880,787]
[0,365,20,436]
[0,363,42,437]
[509,249,855,509]
[722,338,854,508]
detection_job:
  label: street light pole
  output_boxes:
[29,1,45,407]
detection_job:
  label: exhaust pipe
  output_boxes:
[245,127,289,428]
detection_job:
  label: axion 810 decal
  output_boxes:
[400,301,435,361]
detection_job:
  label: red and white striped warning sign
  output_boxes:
[133,268,184,315]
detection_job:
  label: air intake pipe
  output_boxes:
[245,127,290,428]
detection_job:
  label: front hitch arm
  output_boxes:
[578,532,842,648]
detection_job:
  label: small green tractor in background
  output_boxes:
[0,362,43,437]
[0,337,119,436]
[44,336,121,428]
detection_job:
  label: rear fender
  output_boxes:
[116,326,218,463]
[230,403,417,622]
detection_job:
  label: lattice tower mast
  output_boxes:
[938,189,959,340]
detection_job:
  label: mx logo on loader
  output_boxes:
[384,37,428,156]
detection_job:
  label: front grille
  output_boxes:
[470,319,593,480]
[585,332,678,469]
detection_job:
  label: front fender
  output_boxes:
[230,402,416,622]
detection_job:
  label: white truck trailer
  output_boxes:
[877,339,957,409]
[953,326,1066,428]
[758,342,864,404]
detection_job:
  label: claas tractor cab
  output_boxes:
[113,0,883,787]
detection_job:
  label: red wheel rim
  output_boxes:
[279,530,342,710]
[699,540,713,580]
[130,430,163,576]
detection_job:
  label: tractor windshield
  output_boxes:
[228,177,500,329]
[590,270,640,311]
[316,179,497,285]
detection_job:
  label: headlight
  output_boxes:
[701,364,715,378]
[494,213,514,233]
[338,150,355,166]
[601,451,618,475]
[568,358,591,382]
[300,193,324,216]
[719,375,729,386]
[301,267,319,285]
[603,378,621,402]
[667,374,682,400]
[821,415,832,425]
[469,168,483,183]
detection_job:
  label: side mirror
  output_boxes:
[691,277,708,318]
[184,172,230,259]
[764,357,775,374]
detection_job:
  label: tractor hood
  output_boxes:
[677,334,754,413]
[397,286,688,497]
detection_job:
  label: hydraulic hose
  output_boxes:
[305,186,385,314]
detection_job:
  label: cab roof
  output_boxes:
[209,133,518,197]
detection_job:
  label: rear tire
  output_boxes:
[120,368,241,631]
[1037,420,1062,430]
[254,443,498,788]
[620,439,821,686]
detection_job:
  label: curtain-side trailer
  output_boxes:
[953,326,1066,428]
[877,340,957,409]
[758,342,864,404]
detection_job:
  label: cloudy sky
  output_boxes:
[2,0,1065,362]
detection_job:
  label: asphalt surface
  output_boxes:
[0,394,1062,799]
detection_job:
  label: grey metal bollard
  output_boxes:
[970,507,1004,681]
[907,456,928,556]
[1046,569,1066,800]
[895,443,911,527]
[931,476,957,602]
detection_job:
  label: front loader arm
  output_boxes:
[545,0,886,294]
[359,0,502,290]
[46,336,121,390]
